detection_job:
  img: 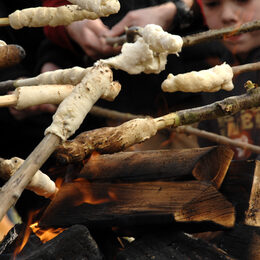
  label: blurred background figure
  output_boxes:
[196,0,260,160]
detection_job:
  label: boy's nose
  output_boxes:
[221,2,240,27]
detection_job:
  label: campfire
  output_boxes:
[1,1,260,259]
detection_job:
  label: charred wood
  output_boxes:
[116,227,234,260]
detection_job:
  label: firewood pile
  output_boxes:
[0,1,260,259]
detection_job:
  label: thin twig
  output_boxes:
[105,20,260,47]
[176,125,260,154]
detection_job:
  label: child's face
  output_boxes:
[201,0,260,55]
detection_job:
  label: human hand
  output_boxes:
[66,18,120,60]
[105,2,177,38]
[9,104,57,121]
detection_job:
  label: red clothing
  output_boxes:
[42,0,75,51]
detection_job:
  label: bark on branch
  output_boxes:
[55,87,260,164]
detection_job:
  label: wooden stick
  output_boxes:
[0,157,58,199]
[176,125,260,154]
[0,64,120,222]
[0,18,9,27]
[0,83,119,109]
[1,61,259,95]
[0,94,17,107]
[90,106,260,156]
[0,133,60,222]
[106,20,260,47]
[55,87,260,164]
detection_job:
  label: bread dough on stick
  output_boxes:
[14,85,74,110]
[0,157,57,199]
[67,0,120,17]
[142,24,183,54]
[100,37,168,74]
[9,82,119,110]
[100,24,183,74]
[161,63,234,93]
[45,64,121,140]
[16,67,88,87]
[9,5,99,29]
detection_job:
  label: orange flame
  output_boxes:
[73,178,111,206]
[13,212,34,258]
[30,222,65,244]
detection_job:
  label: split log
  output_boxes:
[220,160,255,223]
[79,146,233,187]
[39,180,235,229]
[55,87,260,164]
[116,228,234,260]
[0,64,120,222]
[245,160,260,227]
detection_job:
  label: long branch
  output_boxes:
[90,106,260,154]
[106,20,260,47]
[55,87,260,164]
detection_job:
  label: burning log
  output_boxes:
[0,157,57,199]
[0,224,103,260]
[39,180,235,229]
[55,87,260,164]
[0,64,121,222]
[79,146,233,187]
[0,43,25,69]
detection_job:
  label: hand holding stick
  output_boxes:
[0,64,121,222]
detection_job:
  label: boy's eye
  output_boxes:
[236,0,250,3]
[203,1,220,8]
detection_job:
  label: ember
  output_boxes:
[30,222,65,244]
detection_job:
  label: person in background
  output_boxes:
[41,0,208,117]
[196,0,260,160]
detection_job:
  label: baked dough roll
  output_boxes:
[67,0,120,16]
[162,63,234,93]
